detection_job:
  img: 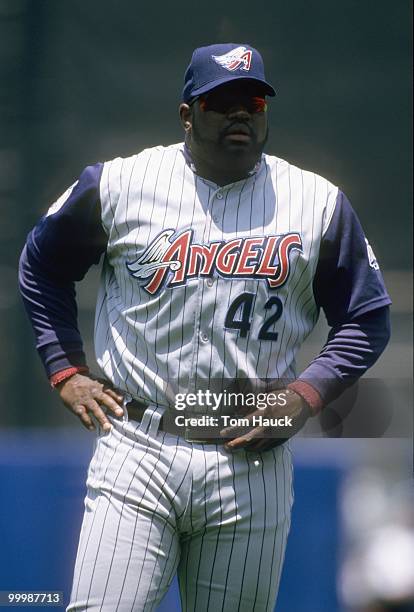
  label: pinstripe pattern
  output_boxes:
[67,142,338,611]
[68,420,292,612]
[95,144,338,402]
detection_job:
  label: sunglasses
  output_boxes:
[191,93,267,114]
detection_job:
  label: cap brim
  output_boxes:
[189,75,276,100]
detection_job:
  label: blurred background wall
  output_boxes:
[1,0,412,424]
[0,0,412,610]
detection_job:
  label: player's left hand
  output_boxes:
[220,389,311,452]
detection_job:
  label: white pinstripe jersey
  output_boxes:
[95,142,338,406]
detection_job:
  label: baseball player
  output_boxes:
[19,43,391,611]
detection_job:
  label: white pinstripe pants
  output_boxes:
[67,406,293,612]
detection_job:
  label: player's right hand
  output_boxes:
[55,373,125,432]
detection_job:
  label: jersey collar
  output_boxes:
[182,143,263,185]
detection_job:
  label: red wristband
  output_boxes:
[50,366,89,388]
[287,380,324,415]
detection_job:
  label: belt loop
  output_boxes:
[139,406,154,434]
[147,405,166,438]
[140,405,165,437]
[122,393,132,423]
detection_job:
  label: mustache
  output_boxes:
[219,122,255,140]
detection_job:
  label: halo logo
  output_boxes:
[211,46,252,72]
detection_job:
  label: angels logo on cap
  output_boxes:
[182,43,276,103]
[211,46,252,72]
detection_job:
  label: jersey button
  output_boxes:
[212,214,220,222]
[200,331,209,343]
[216,193,223,199]
[206,278,214,287]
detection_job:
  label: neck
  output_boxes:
[185,142,260,187]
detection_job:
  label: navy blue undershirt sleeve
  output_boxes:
[298,191,392,404]
[298,307,391,404]
[18,163,107,377]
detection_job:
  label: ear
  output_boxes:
[179,103,192,132]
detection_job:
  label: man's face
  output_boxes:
[182,80,269,169]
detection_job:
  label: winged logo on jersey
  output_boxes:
[127,229,303,295]
[365,237,379,270]
[211,46,252,72]
[46,181,78,217]
[126,230,182,279]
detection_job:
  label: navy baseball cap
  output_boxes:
[182,43,276,103]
